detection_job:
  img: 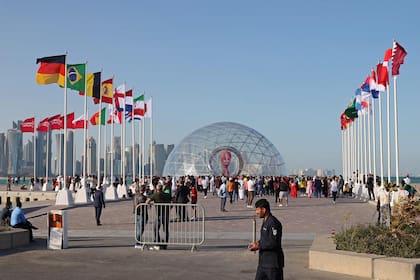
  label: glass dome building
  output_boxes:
[163,122,286,177]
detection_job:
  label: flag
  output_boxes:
[71,114,88,129]
[355,88,362,111]
[361,91,370,109]
[90,108,106,125]
[125,89,133,113]
[101,79,113,104]
[114,84,126,111]
[114,92,125,111]
[369,69,379,99]
[37,117,50,132]
[80,72,101,99]
[133,94,145,116]
[377,49,392,91]
[107,109,122,124]
[340,113,352,130]
[359,78,371,109]
[126,94,145,121]
[144,98,152,118]
[344,98,358,119]
[20,117,35,133]
[49,114,63,130]
[67,64,86,92]
[392,41,407,76]
[36,55,66,86]
[60,112,75,129]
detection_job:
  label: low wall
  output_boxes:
[0,191,57,205]
[0,228,30,250]
[309,234,420,280]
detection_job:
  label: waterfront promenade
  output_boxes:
[0,191,377,280]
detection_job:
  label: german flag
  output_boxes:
[36,55,66,86]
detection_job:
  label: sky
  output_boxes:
[1,0,419,176]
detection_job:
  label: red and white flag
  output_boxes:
[49,114,63,130]
[72,114,88,129]
[377,49,392,91]
[20,117,35,133]
[144,98,152,118]
[37,117,50,132]
[107,109,122,124]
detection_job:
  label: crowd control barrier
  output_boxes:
[134,203,205,251]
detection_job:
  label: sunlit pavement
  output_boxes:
[0,192,373,280]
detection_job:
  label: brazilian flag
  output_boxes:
[67,64,86,92]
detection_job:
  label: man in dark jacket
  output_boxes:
[175,182,190,221]
[93,185,105,226]
[133,184,148,248]
[146,184,171,250]
[249,198,284,280]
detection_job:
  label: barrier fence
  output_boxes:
[134,203,205,251]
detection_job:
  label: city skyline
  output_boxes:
[1,1,420,176]
[0,125,175,178]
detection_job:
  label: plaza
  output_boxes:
[0,192,374,280]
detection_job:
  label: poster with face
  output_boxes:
[208,146,243,176]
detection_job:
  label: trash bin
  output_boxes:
[47,210,68,249]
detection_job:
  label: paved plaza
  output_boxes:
[0,191,375,279]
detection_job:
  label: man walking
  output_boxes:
[218,179,227,212]
[249,198,284,280]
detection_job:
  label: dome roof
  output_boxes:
[163,122,286,177]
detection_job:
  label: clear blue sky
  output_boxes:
[1,0,419,175]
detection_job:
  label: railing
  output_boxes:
[134,203,205,251]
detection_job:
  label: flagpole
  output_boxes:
[73,132,76,178]
[349,122,352,182]
[367,102,372,174]
[122,81,126,188]
[56,52,74,205]
[104,106,108,184]
[59,129,62,178]
[138,116,142,182]
[341,129,345,178]
[131,96,135,183]
[393,75,400,184]
[378,90,384,186]
[358,112,362,184]
[98,100,102,188]
[46,125,50,186]
[349,120,357,183]
[64,63,68,190]
[371,96,377,187]
[141,116,145,183]
[149,97,153,177]
[363,111,367,183]
[83,63,88,188]
[347,120,356,183]
[33,119,36,189]
[111,97,115,189]
[386,85,391,184]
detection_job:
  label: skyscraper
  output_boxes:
[54,133,64,176]
[87,137,97,176]
[0,133,6,175]
[66,130,74,176]
[6,129,22,175]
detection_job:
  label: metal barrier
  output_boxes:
[134,203,205,251]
